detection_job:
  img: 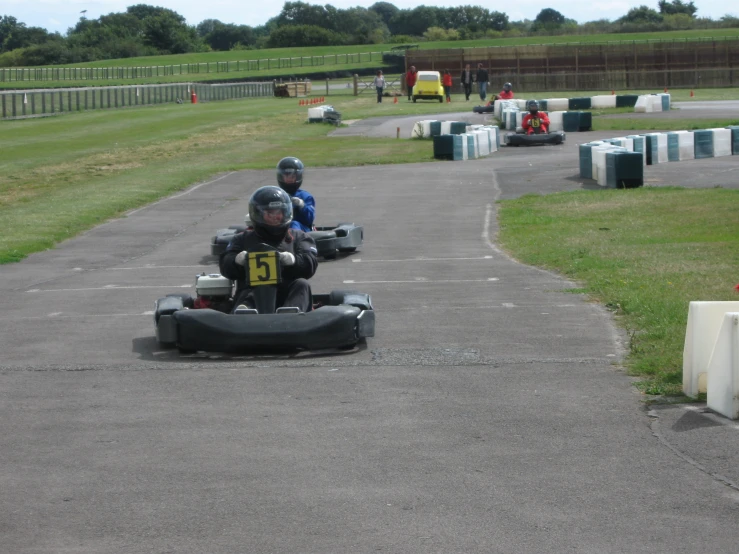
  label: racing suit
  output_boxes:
[522,111,550,135]
[220,228,318,313]
[497,90,514,100]
[290,189,316,232]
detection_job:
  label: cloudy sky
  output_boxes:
[4,0,736,35]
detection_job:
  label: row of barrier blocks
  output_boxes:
[495,94,640,120]
[683,302,739,420]
[412,120,468,138]
[579,126,739,186]
[433,126,501,160]
[634,93,671,113]
[307,105,340,123]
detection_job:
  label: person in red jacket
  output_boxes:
[498,82,514,100]
[405,65,417,101]
[442,70,453,102]
[521,100,550,135]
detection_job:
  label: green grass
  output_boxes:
[43,27,739,68]
[497,188,739,395]
[0,93,468,263]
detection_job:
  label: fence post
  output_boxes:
[353,74,358,96]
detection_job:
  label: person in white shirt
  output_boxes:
[373,70,386,103]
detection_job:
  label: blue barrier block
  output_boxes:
[579,143,596,179]
[466,135,476,159]
[606,151,644,189]
[433,135,455,160]
[643,134,659,165]
[452,135,466,160]
[693,129,714,159]
[568,97,591,110]
[728,126,739,154]
[661,94,670,111]
[429,121,442,137]
[666,132,680,162]
[538,99,548,111]
[626,135,645,161]
[450,121,467,134]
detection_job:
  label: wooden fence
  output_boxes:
[407,37,739,91]
[0,81,273,119]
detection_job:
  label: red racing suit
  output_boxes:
[497,90,514,99]
[522,111,550,135]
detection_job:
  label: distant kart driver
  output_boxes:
[220,186,318,313]
[521,100,550,135]
[276,157,315,233]
[497,82,514,100]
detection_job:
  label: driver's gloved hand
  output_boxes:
[291,197,305,210]
[235,251,248,266]
[279,252,295,266]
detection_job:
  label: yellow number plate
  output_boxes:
[247,251,281,287]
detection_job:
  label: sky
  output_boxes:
[4,0,736,35]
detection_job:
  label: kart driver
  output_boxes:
[498,82,514,100]
[276,157,315,233]
[521,100,550,135]
[220,186,318,313]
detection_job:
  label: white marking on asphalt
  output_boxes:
[343,278,499,284]
[48,312,62,317]
[124,172,236,216]
[25,285,191,293]
[502,303,516,308]
[106,265,215,271]
[351,256,493,263]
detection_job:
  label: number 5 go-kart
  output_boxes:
[210,219,363,260]
[154,246,375,354]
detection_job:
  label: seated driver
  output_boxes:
[220,186,318,313]
[486,82,514,106]
[276,156,315,232]
[521,100,550,135]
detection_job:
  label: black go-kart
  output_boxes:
[210,221,363,260]
[504,127,566,146]
[154,245,375,354]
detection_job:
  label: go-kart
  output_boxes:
[210,219,363,260]
[473,105,494,114]
[504,127,565,146]
[154,245,375,354]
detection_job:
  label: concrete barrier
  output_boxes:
[683,301,739,397]
[706,312,739,419]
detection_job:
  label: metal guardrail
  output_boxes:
[0,81,273,119]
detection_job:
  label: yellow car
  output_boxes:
[412,70,444,103]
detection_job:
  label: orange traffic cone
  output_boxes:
[393,96,397,104]
[664,87,668,93]
[690,90,694,97]
[611,90,615,95]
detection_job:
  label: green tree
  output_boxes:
[369,2,399,26]
[531,8,566,32]
[658,0,697,16]
[266,24,346,47]
[618,5,663,24]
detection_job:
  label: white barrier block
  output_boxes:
[710,128,733,157]
[683,301,739,396]
[440,121,452,135]
[674,130,695,160]
[634,95,648,113]
[504,108,519,130]
[591,95,617,109]
[706,312,739,419]
[546,98,569,111]
[548,111,565,132]
[472,130,489,156]
[515,99,528,110]
[307,107,326,119]
[496,100,516,120]
[612,137,634,151]
[644,132,668,163]
[648,95,663,112]
[593,145,626,185]
[459,134,468,160]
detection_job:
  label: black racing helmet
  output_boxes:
[527,99,539,113]
[503,82,512,92]
[276,157,304,196]
[248,186,293,240]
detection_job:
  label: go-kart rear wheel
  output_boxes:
[323,251,338,260]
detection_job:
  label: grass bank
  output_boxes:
[497,188,739,395]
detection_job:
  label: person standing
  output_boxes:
[405,65,417,101]
[373,70,386,103]
[475,63,489,102]
[442,70,453,102]
[460,64,473,101]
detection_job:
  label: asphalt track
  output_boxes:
[2,106,739,553]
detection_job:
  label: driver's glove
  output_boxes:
[279,252,296,266]
[291,197,305,210]
[234,251,248,266]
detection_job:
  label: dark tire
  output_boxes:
[439,97,443,103]
[323,251,338,260]
[412,96,417,103]
[338,247,357,253]
[328,290,361,306]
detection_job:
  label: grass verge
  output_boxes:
[0,94,462,263]
[497,187,739,395]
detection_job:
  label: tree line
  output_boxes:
[1,0,738,68]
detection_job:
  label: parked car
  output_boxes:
[412,71,444,103]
